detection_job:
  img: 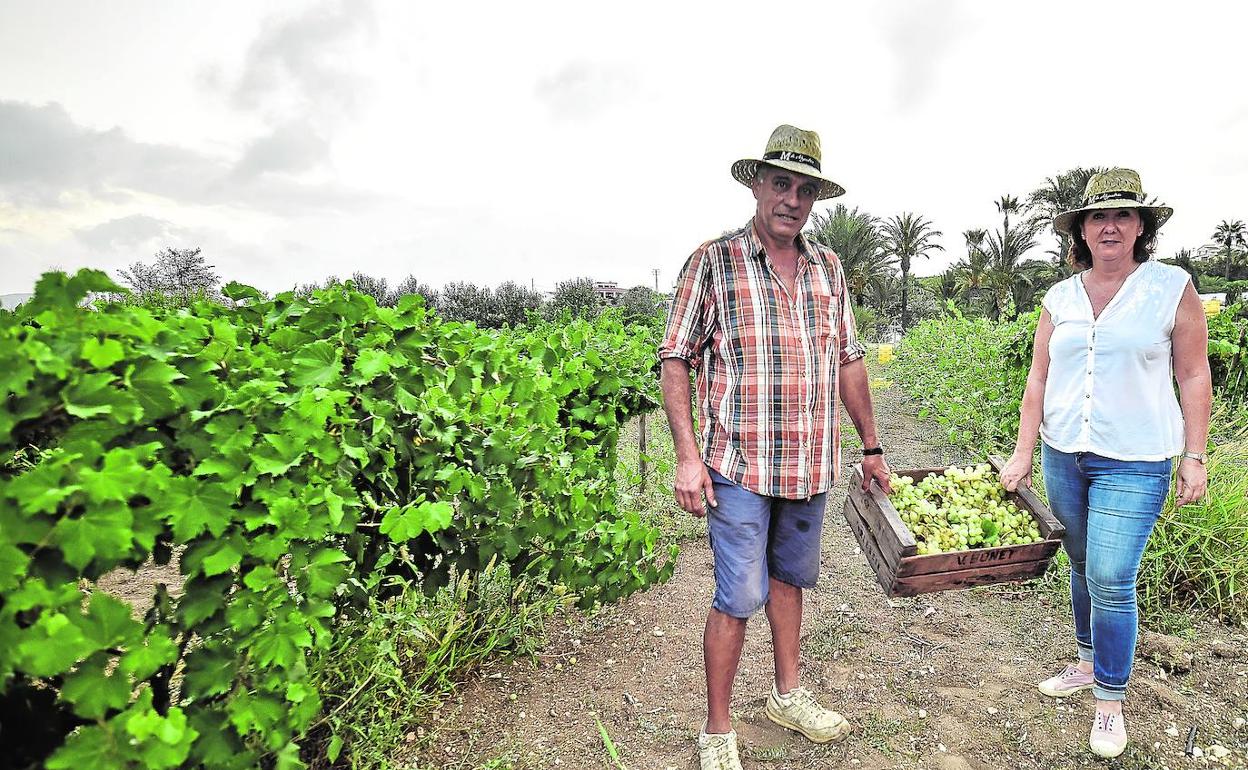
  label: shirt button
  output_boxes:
[1085,394,1091,399]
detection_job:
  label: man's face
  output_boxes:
[752,165,820,246]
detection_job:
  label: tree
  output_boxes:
[438,281,499,326]
[349,271,395,307]
[545,277,601,320]
[806,204,896,307]
[1028,167,1105,268]
[982,200,1046,320]
[617,285,664,323]
[882,212,944,331]
[951,229,991,311]
[493,281,544,326]
[393,274,438,307]
[1213,219,1248,281]
[1166,249,1203,293]
[118,247,220,304]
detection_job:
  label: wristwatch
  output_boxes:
[1181,451,1207,465]
[862,446,884,456]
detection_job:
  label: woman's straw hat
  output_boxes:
[1053,168,1173,236]
[731,124,846,201]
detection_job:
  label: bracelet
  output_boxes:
[862,446,884,456]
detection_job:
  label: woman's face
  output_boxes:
[1081,208,1143,264]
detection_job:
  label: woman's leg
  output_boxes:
[1041,444,1093,665]
[1082,455,1172,702]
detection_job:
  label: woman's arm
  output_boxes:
[1001,309,1055,491]
[1171,282,1212,506]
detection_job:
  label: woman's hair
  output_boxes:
[1066,208,1158,270]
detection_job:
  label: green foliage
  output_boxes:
[0,269,673,769]
[1208,304,1247,402]
[1138,412,1248,623]
[887,305,1037,454]
[545,277,601,321]
[303,564,566,769]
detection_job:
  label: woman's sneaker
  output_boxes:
[1037,664,1095,697]
[1089,708,1128,758]
[765,684,851,743]
[698,728,742,770]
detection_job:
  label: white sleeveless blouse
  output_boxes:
[1040,260,1190,461]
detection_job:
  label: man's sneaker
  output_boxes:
[765,684,851,743]
[1089,708,1128,758]
[698,729,742,770]
[1037,664,1095,697]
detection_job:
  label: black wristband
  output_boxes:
[862,446,884,456]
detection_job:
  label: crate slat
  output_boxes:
[842,491,897,594]
[891,558,1052,597]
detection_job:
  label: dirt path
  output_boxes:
[407,377,1247,770]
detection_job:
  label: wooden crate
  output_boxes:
[842,455,1066,597]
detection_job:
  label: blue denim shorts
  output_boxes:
[705,467,827,618]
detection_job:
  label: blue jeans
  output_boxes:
[705,468,827,618]
[1041,444,1172,701]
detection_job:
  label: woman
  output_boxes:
[1000,168,1211,758]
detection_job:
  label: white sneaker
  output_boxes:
[765,684,851,743]
[698,728,742,770]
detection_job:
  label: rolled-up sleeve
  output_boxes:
[659,247,715,363]
[835,265,866,365]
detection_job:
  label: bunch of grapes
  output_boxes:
[888,464,1044,555]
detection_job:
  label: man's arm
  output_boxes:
[838,357,892,493]
[660,358,717,515]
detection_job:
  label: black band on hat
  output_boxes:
[763,150,821,171]
[1086,190,1144,205]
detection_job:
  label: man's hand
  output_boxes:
[674,459,717,516]
[861,454,892,495]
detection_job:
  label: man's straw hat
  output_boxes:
[731,124,846,201]
[1053,168,1173,236]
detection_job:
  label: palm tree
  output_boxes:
[950,229,991,309]
[806,205,897,307]
[1212,219,1248,281]
[1166,248,1203,293]
[1028,167,1106,269]
[882,212,944,331]
[983,202,1046,320]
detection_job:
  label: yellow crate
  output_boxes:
[877,344,895,364]
[1203,299,1223,317]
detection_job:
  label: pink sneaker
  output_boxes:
[1089,708,1127,758]
[1037,664,1094,697]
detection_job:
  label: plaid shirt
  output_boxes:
[659,219,866,499]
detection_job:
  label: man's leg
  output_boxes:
[765,577,801,695]
[702,468,769,735]
[704,609,747,734]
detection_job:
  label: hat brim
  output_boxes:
[1053,199,1174,237]
[731,158,845,201]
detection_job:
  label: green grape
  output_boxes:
[885,464,1045,555]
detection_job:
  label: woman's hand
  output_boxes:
[1175,458,1208,507]
[999,451,1034,492]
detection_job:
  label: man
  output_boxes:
[658,124,892,770]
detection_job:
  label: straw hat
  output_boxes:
[730,124,846,201]
[1053,168,1173,237]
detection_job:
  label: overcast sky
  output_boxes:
[2,0,1247,296]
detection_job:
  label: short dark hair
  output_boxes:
[1066,208,1158,270]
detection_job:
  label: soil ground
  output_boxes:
[402,373,1248,770]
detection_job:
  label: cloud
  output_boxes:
[74,214,193,253]
[881,0,963,111]
[234,120,330,177]
[534,60,636,119]
[0,99,372,213]
[230,0,376,120]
